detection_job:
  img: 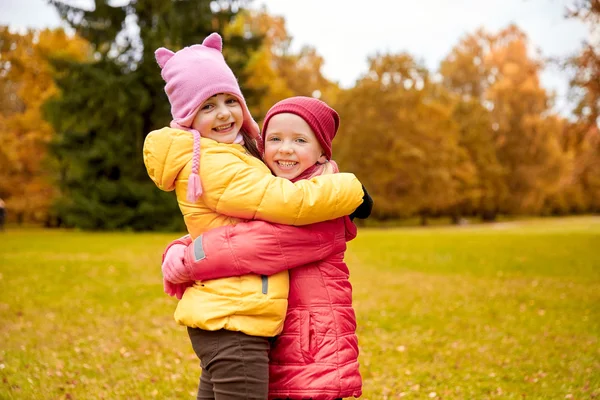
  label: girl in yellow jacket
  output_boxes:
[143,33,365,399]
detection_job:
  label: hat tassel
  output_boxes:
[187,172,202,202]
[186,128,203,202]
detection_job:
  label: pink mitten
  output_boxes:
[160,236,194,299]
[163,279,193,300]
[162,243,192,284]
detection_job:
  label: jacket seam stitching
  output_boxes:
[273,224,289,272]
[336,178,340,216]
[226,228,242,276]
[256,178,272,221]
[316,265,343,390]
[158,134,174,187]
[293,187,303,226]
[214,162,244,214]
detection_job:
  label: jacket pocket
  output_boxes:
[300,310,316,363]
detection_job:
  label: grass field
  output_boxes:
[1,216,599,399]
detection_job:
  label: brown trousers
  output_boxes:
[187,328,271,400]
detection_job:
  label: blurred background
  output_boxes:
[0,0,598,229]
[1,3,599,399]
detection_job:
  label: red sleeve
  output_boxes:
[344,216,358,241]
[183,219,345,281]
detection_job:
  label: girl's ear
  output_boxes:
[318,154,328,164]
[155,48,175,68]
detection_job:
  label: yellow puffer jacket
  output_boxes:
[143,127,363,337]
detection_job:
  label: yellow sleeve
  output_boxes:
[143,128,193,192]
[200,146,363,226]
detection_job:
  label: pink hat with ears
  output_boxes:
[155,32,260,202]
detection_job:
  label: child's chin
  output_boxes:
[285,171,303,180]
[275,169,300,180]
[215,132,238,143]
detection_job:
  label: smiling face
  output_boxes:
[263,113,327,180]
[191,93,244,143]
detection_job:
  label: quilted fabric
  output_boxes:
[180,217,362,399]
[143,127,364,337]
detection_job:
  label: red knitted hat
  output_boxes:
[261,96,340,160]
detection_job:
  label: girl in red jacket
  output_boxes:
[147,32,368,400]
[163,97,371,400]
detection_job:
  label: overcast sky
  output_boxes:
[1,0,589,115]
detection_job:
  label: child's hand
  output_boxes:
[162,243,192,284]
[160,236,194,299]
[349,184,374,220]
[163,279,193,300]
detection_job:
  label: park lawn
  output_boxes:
[0,216,599,399]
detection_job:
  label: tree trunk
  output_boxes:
[481,210,497,222]
[451,213,460,224]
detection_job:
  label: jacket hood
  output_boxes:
[143,127,195,191]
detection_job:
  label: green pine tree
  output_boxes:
[45,0,261,230]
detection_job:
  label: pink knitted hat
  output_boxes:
[261,96,340,160]
[155,33,259,202]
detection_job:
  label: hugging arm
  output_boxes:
[350,184,373,220]
[200,147,364,225]
[162,219,346,285]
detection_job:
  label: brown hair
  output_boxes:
[241,130,262,159]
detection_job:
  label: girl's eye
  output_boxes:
[268,137,280,142]
[226,98,239,105]
[296,138,307,143]
[201,104,213,111]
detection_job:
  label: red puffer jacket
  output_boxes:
[178,216,362,400]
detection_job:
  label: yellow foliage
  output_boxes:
[0,26,90,224]
[502,61,520,77]
[225,9,337,121]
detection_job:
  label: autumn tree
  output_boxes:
[567,0,600,128]
[45,0,260,230]
[488,26,569,213]
[0,27,89,225]
[553,0,600,213]
[545,120,598,213]
[335,53,474,223]
[447,99,506,221]
[441,25,569,217]
[225,8,338,121]
[439,29,507,220]
[224,9,294,119]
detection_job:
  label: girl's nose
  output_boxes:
[279,143,293,154]
[216,105,231,120]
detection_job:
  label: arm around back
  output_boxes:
[200,145,364,226]
[183,219,346,281]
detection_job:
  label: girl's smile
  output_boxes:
[263,113,327,180]
[275,161,299,169]
[192,93,243,143]
[213,122,235,132]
